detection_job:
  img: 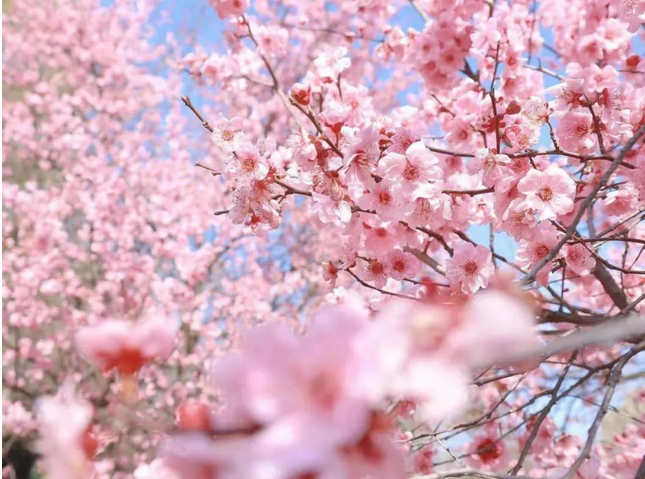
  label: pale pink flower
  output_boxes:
[380,141,440,196]
[406,183,450,230]
[363,223,397,256]
[344,126,380,186]
[517,166,576,220]
[311,191,352,225]
[386,127,418,155]
[603,183,640,216]
[519,416,557,456]
[229,143,269,180]
[501,204,537,240]
[516,221,560,286]
[447,290,540,367]
[314,47,351,82]
[337,236,359,269]
[504,123,540,152]
[75,318,176,376]
[361,258,389,288]
[563,243,596,276]
[322,260,340,287]
[210,115,245,152]
[413,446,435,475]
[446,243,494,294]
[210,0,248,19]
[386,249,420,281]
[254,25,289,58]
[522,96,550,126]
[556,111,598,154]
[620,0,645,32]
[465,424,511,471]
[358,182,402,221]
[36,390,97,479]
[468,148,510,187]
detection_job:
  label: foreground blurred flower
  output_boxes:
[161,286,538,478]
[36,389,97,479]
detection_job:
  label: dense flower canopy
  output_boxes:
[3,0,645,478]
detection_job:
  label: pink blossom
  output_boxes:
[517,221,561,286]
[563,243,597,276]
[413,446,434,475]
[290,82,311,106]
[228,143,269,180]
[75,318,176,376]
[380,141,440,197]
[446,243,494,294]
[314,47,352,82]
[517,166,576,220]
[254,25,289,58]
[556,111,597,154]
[447,290,540,367]
[358,182,402,221]
[363,223,398,256]
[522,96,550,126]
[466,424,511,471]
[36,390,97,479]
[407,183,450,230]
[361,258,389,288]
[468,148,510,187]
[210,0,248,19]
[386,249,420,281]
[210,115,245,152]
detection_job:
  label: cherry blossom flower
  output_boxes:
[358,182,402,221]
[254,25,289,58]
[467,148,510,187]
[36,390,97,479]
[446,243,494,294]
[210,115,245,152]
[522,96,551,126]
[517,221,561,286]
[413,446,434,475]
[361,258,389,288]
[210,0,248,19]
[517,166,576,220]
[466,425,510,471]
[75,318,176,376]
[380,141,440,197]
[314,46,352,82]
[563,243,597,276]
[556,111,597,154]
[228,143,269,180]
[386,249,420,281]
[290,82,311,106]
[406,183,450,230]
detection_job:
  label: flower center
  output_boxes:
[538,187,553,202]
[378,191,392,205]
[575,124,588,136]
[476,438,502,462]
[369,261,384,275]
[464,261,478,275]
[536,244,550,257]
[403,163,419,181]
[222,129,235,141]
[241,156,256,171]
